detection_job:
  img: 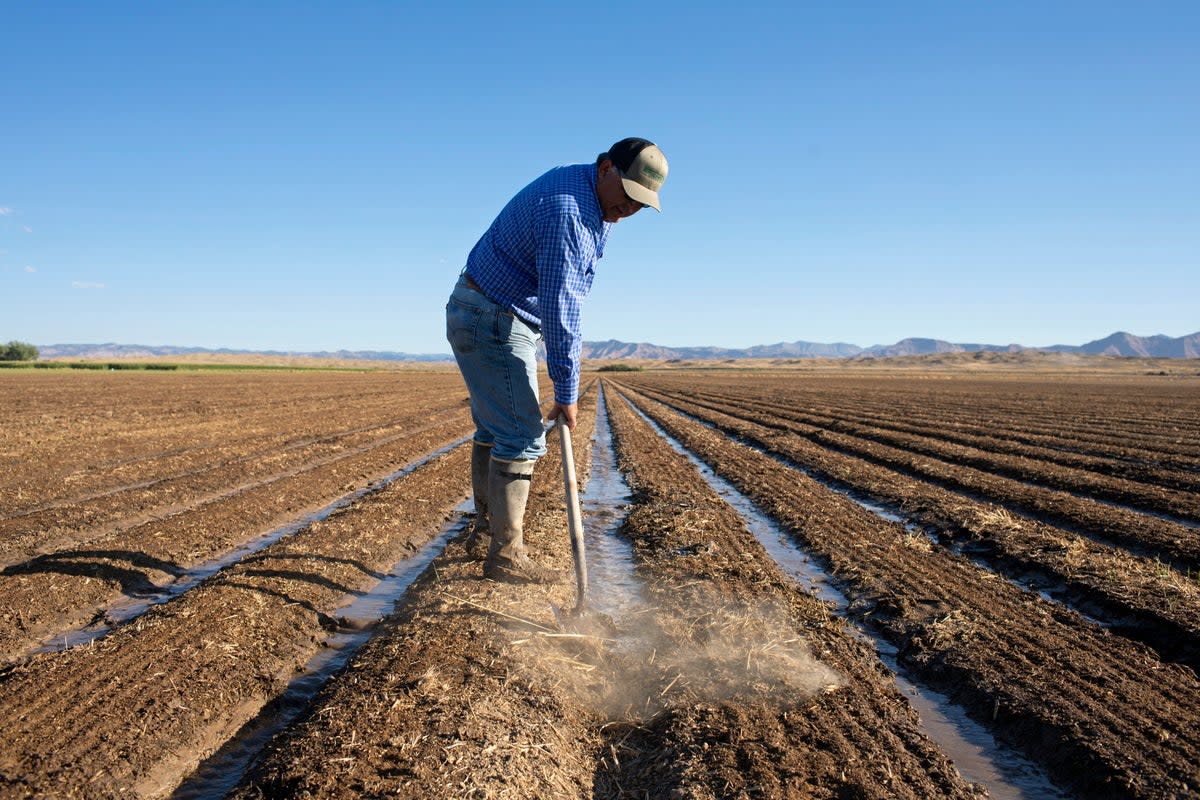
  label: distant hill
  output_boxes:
[580,332,1197,360]
[578,331,1198,360]
[35,330,1200,362]
[854,338,1026,359]
[1043,331,1200,359]
[37,343,452,362]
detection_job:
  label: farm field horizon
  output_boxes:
[12,345,1200,377]
[1,366,1198,798]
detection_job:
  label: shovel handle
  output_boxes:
[558,422,589,610]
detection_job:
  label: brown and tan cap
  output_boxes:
[608,137,668,211]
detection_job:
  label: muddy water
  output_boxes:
[34,435,472,656]
[623,396,1070,800]
[171,501,470,800]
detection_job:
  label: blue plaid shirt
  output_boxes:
[464,163,611,405]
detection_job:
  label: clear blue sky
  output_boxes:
[3,2,1197,353]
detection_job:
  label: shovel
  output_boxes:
[557,420,589,615]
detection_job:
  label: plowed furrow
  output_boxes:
[0,401,469,564]
[616,385,1200,668]
[708,393,1200,520]
[230,393,603,799]
[612,383,1200,798]
[827,404,1200,491]
[648,382,1200,516]
[0,393,463,544]
[0,384,459,523]
[635,375,1200,469]
[620,386,1185,694]
[0,438,471,799]
[233,386,983,800]
[0,413,473,662]
[0,374,467,508]
[679,387,1200,496]
[597,387,982,799]
[635,384,1200,571]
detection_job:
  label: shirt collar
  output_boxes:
[586,163,612,229]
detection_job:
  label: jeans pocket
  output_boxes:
[495,312,540,349]
[446,299,483,353]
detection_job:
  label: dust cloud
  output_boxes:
[517,593,844,722]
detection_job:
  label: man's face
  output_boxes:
[596,159,645,223]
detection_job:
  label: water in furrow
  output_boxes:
[622,394,1069,800]
[34,435,471,656]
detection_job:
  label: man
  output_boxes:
[446,137,668,583]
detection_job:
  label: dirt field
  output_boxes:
[1,365,1198,798]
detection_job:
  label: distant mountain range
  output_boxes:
[36,330,1200,362]
[1042,331,1200,359]
[35,344,454,362]
[583,330,1200,359]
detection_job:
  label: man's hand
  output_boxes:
[548,402,578,430]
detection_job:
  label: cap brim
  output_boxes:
[621,176,661,212]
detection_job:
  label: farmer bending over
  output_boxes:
[446,137,669,583]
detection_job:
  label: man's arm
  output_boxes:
[534,204,596,409]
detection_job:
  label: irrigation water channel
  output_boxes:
[32,435,472,658]
[175,387,1065,798]
[618,389,1070,800]
[172,505,469,799]
[638,392,1178,629]
[173,397,644,800]
[656,393,1200,534]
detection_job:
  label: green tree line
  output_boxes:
[0,341,39,361]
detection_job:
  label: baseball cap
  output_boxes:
[608,137,668,211]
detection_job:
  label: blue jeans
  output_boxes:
[446,274,547,461]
